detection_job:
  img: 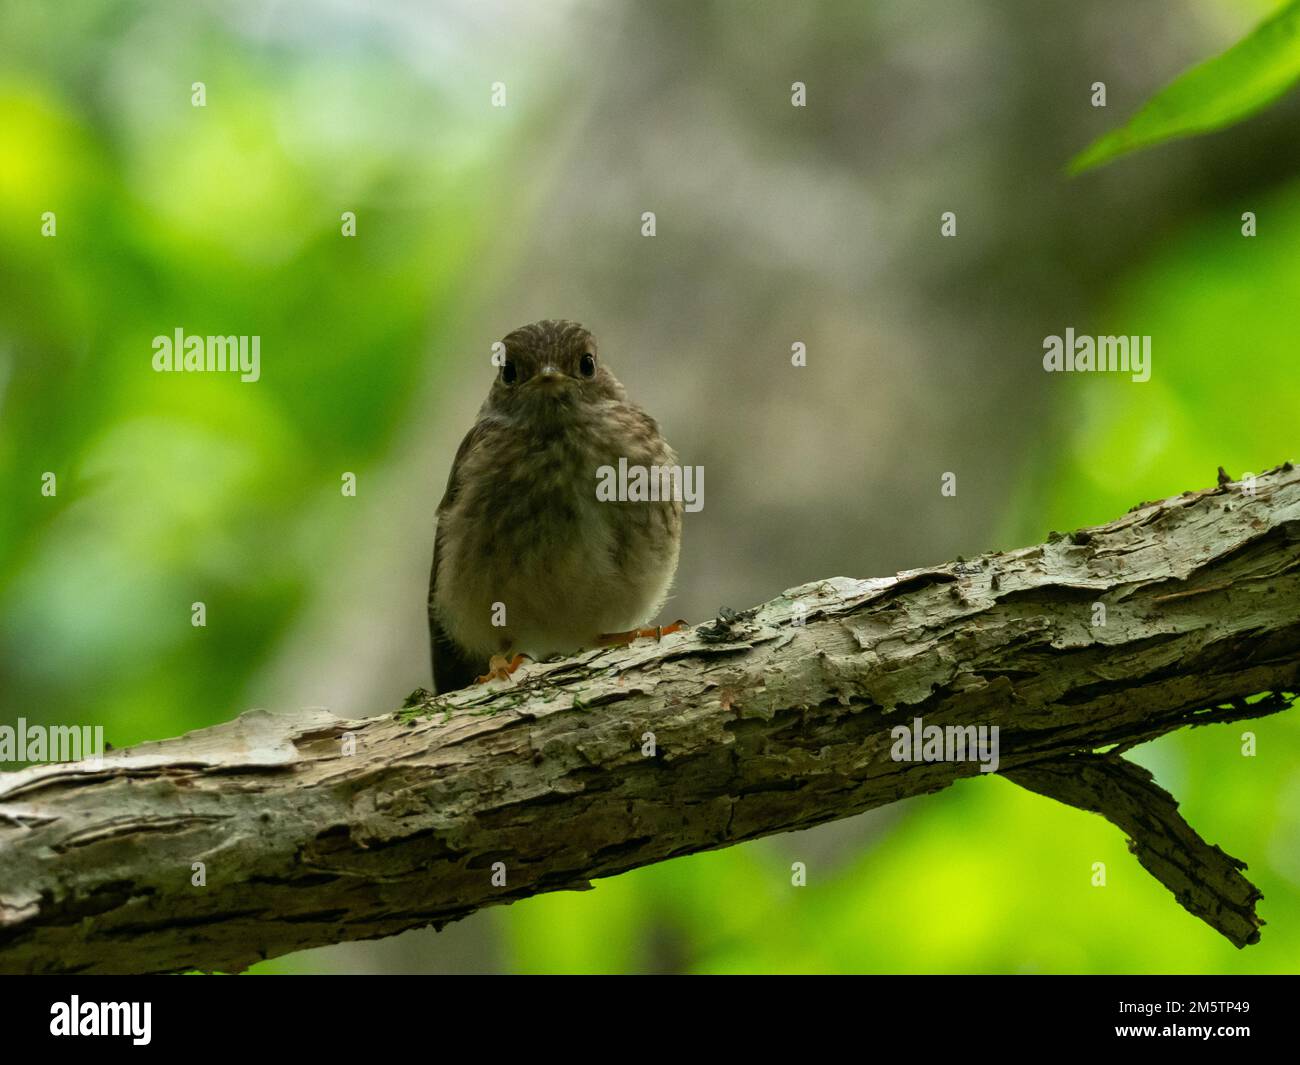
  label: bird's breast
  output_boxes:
[436,414,681,660]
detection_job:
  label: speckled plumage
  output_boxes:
[429,320,682,692]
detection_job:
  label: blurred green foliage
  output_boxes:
[0,0,506,745]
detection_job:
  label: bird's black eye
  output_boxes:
[579,353,596,378]
[501,360,517,385]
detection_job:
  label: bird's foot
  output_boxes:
[596,619,688,648]
[476,653,529,684]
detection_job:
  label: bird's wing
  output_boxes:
[429,420,489,694]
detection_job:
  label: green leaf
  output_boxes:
[1070,0,1300,174]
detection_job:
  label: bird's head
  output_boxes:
[485,320,625,422]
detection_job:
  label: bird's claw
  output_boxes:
[596,619,689,647]
[476,653,529,684]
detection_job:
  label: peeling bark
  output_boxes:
[1,464,1297,974]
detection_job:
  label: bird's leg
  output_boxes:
[596,619,689,648]
[476,653,529,684]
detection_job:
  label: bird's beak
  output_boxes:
[532,366,568,388]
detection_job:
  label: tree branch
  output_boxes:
[1004,751,1265,947]
[1,463,1297,973]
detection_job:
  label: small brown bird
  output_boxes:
[429,320,683,693]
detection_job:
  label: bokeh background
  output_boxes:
[2,0,1298,973]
